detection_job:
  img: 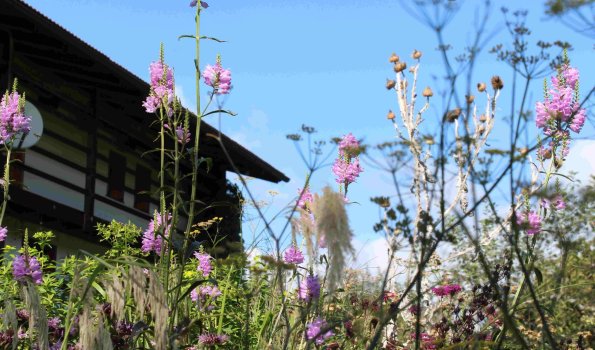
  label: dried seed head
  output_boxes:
[394,62,407,73]
[518,147,528,156]
[479,114,487,123]
[478,125,486,135]
[542,149,552,159]
[477,82,486,92]
[554,157,563,169]
[412,49,422,59]
[387,110,395,120]
[466,94,475,104]
[389,53,399,63]
[445,108,462,122]
[491,75,504,90]
[386,79,396,90]
[422,86,433,97]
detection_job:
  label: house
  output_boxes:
[0,0,289,259]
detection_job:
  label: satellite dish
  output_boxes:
[14,101,44,149]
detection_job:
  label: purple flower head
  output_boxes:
[431,284,462,297]
[305,318,334,345]
[141,212,172,256]
[283,245,304,264]
[332,157,363,185]
[516,211,541,235]
[554,195,566,210]
[297,187,314,209]
[164,123,191,144]
[0,91,31,145]
[191,285,222,302]
[12,254,43,284]
[298,275,320,301]
[143,60,175,115]
[338,133,360,156]
[198,333,229,346]
[194,252,213,277]
[203,58,232,95]
[190,0,208,8]
[0,226,6,242]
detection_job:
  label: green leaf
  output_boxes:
[178,34,197,40]
[199,35,227,43]
[534,267,543,285]
[203,109,237,118]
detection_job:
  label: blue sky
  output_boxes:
[24,0,593,267]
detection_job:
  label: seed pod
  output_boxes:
[389,53,399,63]
[412,49,422,59]
[394,62,407,73]
[445,108,461,122]
[466,94,475,104]
[491,75,504,90]
[422,86,433,97]
[386,79,396,90]
[477,82,486,92]
[387,110,395,120]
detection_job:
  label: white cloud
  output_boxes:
[564,139,595,185]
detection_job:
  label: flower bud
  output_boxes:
[412,49,422,59]
[394,62,407,73]
[387,110,395,120]
[477,82,486,92]
[466,94,475,104]
[518,147,528,156]
[389,53,399,63]
[422,86,433,97]
[491,76,504,90]
[479,114,487,123]
[386,79,396,90]
[478,125,485,135]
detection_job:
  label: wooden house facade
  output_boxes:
[0,0,288,258]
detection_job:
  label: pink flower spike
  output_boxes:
[0,226,7,242]
[297,187,313,209]
[283,245,304,264]
[12,255,43,284]
[203,60,232,95]
[194,252,213,277]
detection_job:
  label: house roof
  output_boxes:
[2,0,289,183]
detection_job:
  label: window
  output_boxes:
[107,151,125,201]
[134,165,151,212]
[9,152,25,187]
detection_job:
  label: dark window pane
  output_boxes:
[134,165,151,212]
[107,152,125,201]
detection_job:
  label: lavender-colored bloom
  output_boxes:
[190,0,208,8]
[283,245,304,264]
[164,123,191,144]
[194,252,213,277]
[554,196,566,210]
[332,157,363,185]
[0,91,31,145]
[0,226,6,242]
[297,187,313,209]
[517,211,541,235]
[203,60,232,95]
[141,212,172,255]
[12,254,43,284]
[143,60,175,115]
[191,285,222,302]
[198,333,229,346]
[337,133,360,155]
[305,318,334,345]
[298,275,320,301]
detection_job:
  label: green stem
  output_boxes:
[0,146,12,227]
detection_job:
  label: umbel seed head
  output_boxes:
[477,82,486,92]
[387,110,395,120]
[386,79,396,90]
[389,53,399,63]
[445,108,461,122]
[491,76,504,90]
[466,94,475,104]
[422,86,433,97]
[394,62,407,73]
[412,49,422,59]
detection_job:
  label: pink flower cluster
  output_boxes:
[0,226,6,242]
[141,212,172,255]
[164,123,191,145]
[190,285,221,302]
[542,195,566,211]
[431,284,462,297]
[516,211,541,235]
[0,91,31,145]
[297,187,313,209]
[203,59,232,95]
[410,332,437,350]
[12,254,43,284]
[535,64,586,136]
[283,245,304,264]
[194,252,213,277]
[143,60,175,115]
[332,133,363,186]
[298,275,321,301]
[305,318,334,345]
[198,333,228,346]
